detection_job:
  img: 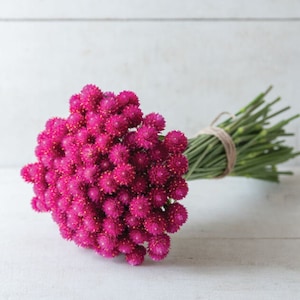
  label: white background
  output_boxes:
[1,1,300,300]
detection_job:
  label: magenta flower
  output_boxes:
[21,84,189,266]
[164,130,188,153]
[113,164,135,186]
[143,113,166,131]
[148,234,170,261]
[102,198,124,218]
[148,165,170,185]
[129,196,151,219]
[99,171,118,194]
[136,126,158,149]
[109,144,129,165]
[125,245,146,266]
[122,105,143,127]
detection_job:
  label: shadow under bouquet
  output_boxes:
[21,85,299,265]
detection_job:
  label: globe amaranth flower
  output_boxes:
[103,198,124,218]
[99,171,118,194]
[148,234,170,261]
[149,165,170,186]
[164,130,188,153]
[143,113,166,132]
[113,164,135,186]
[21,84,189,266]
[109,144,129,165]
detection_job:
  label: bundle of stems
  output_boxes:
[184,87,300,182]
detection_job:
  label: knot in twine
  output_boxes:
[199,112,236,178]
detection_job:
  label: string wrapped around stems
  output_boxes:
[199,112,236,178]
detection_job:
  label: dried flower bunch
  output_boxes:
[21,85,299,265]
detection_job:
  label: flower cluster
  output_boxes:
[21,84,189,265]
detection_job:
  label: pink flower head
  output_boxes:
[45,117,68,143]
[68,177,84,197]
[69,94,82,113]
[66,210,82,230]
[118,237,135,254]
[117,189,132,205]
[168,177,189,200]
[21,163,35,183]
[164,130,188,153]
[150,142,168,162]
[51,210,67,225]
[149,188,168,207]
[80,84,103,111]
[61,135,76,151]
[87,186,103,203]
[99,172,118,194]
[165,221,180,234]
[33,182,47,199]
[59,223,74,240]
[81,144,98,165]
[130,176,148,194]
[56,176,69,195]
[22,162,45,183]
[143,113,166,132]
[105,114,128,137]
[76,129,90,145]
[109,144,129,165]
[130,152,150,171]
[31,196,49,212]
[103,198,124,218]
[123,105,143,127]
[98,157,113,172]
[113,164,135,186]
[82,213,101,233]
[83,166,99,183]
[103,217,125,237]
[149,165,170,186]
[122,131,137,149]
[97,233,117,251]
[148,234,170,260]
[57,196,72,211]
[95,134,112,154]
[44,186,59,208]
[86,112,104,135]
[129,196,151,218]
[73,226,95,248]
[116,91,129,107]
[124,212,142,228]
[70,198,87,217]
[144,211,167,235]
[166,202,188,226]
[99,94,119,114]
[136,126,158,149]
[167,154,189,176]
[66,112,85,133]
[129,227,148,244]
[96,248,119,258]
[21,84,190,266]
[117,90,139,106]
[125,245,146,266]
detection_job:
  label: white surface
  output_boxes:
[1,168,300,300]
[0,2,299,168]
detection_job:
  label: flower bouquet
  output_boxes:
[21,85,299,265]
